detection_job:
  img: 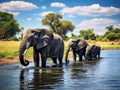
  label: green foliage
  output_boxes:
[71,33,78,39]
[42,13,62,31]
[41,13,75,37]
[106,32,119,41]
[0,12,21,39]
[58,20,75,37]
[104,25,120,41]
[79,28,96,40]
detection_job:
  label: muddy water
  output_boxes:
[0,50,120,90]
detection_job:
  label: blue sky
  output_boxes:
[0,0,120,36]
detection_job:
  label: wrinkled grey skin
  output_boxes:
[85,45,95,60]
[65,38,88,64]
[85,44,101,60]
[92,45,101,59]
[19,28,64,68]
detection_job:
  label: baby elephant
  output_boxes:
[85,44,101,61]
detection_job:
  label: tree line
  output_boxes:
[0,12,120,41]
[70,25,120,41]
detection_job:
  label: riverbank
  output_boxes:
[0,57,33,66]
[0,41,120,65]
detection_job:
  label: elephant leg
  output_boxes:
[33,48,39,68]
[41,55,47,68]
[89,53,92,60]
[58,56,62,67]
[98,53,100,59]
[73,51,76,62]
[52,57,57,64]
[79,55,83,61]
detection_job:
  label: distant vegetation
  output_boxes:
[64,25,120,41]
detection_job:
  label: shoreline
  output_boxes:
[0,57,33,66]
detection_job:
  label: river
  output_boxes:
[0,50,120,90]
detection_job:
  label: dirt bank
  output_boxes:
[0,57,33,66]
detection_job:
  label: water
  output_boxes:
[0,50,120,90]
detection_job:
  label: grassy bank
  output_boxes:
[0,41,120,59]
[0,41,33,59]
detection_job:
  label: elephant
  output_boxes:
[92,44,101,59]
[19,28,64,68]
[85,45,95,60]
[65,38,88,64]
[85,44,101,60]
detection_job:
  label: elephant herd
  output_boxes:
[19,28,101,68]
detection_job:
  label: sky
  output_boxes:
[0,0,120,36]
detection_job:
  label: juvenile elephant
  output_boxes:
[85,44,101,60]
[19,28,64,68]
[92,45,101,59]
[65,38,88,64]
[85,45,95,60]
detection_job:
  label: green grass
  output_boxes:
[87,41,120,50]
[0,40,120,59]
[0,41,33,59]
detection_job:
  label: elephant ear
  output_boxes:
[36,33,53,49]
[75,39,88,51]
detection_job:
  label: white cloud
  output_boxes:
[0,1,38,11]
[67,15,75,18]
[36,18,41,21]
[76,18,120,35]
[8,11,20,16]
[27,18,32,21]
[41,6,47,9]
[39,11,54,16]
[51,2,66,8]
[61,4,120,16]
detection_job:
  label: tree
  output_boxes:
[0,12,21,39]
[104,25,120,41]
[71,33,78,39]
[79,28,96,40]
[41,13,75,37]
[106,32,119,41]
[58,20,75,37]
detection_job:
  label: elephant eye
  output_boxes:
[34,35,38,38]
[34,34,39,38]
[44,37,49,41]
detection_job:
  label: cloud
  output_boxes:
[8,11,20,16]
[36,18,41,21]
[76,18,120,35]
[51,2,66,8]
[39,11,54,16]
[27,18,32,21]
[0,1,38,11]
[61,4,120,16]
[41,6,47,10]
[67,15,76,18]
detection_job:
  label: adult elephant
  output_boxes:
[65,38,88,64]
[19,28,64,68]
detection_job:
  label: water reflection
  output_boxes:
[19,68,64,90]
[0,50,120,90]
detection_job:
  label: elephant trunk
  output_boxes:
[65,47,70,64]
[19,40,29,66]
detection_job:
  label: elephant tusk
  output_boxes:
[23,49,28,55]
[14,50,19,53]
[70,47,72,51]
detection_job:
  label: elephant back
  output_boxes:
[76,38,88,51]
